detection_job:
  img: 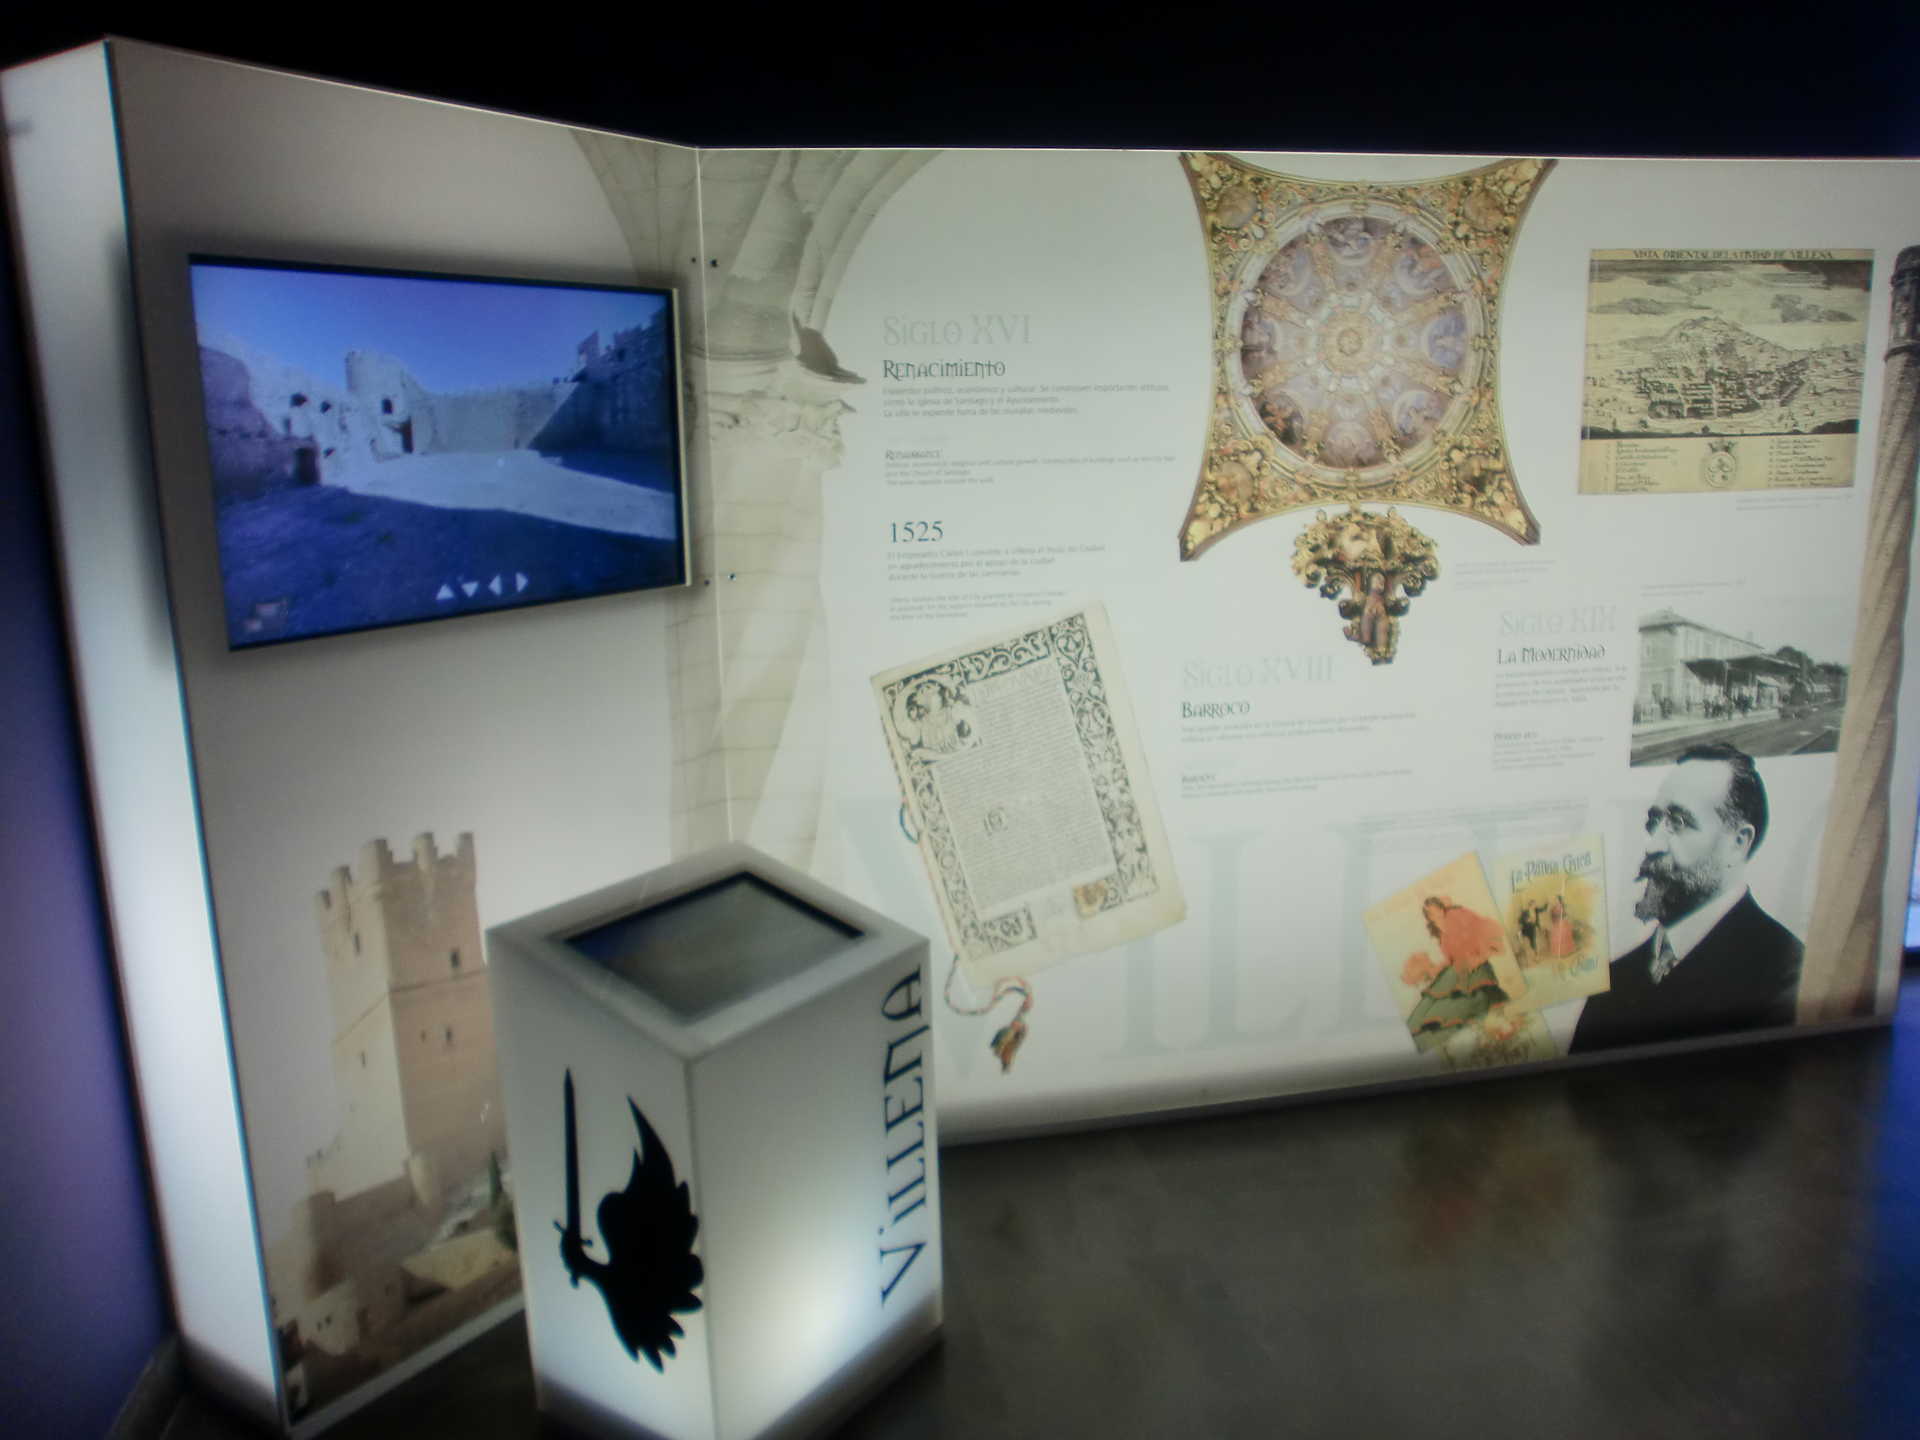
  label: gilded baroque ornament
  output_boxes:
[1291,507,1438,665]
[1177,152,1552,659]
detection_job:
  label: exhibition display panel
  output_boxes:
[6,36,1920,1436]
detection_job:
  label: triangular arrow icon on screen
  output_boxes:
[461,580,480,598]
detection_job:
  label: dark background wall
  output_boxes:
[5,10,1920,156]
[1,10,1915,1437]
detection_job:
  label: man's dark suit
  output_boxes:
[1568,892,1802,1054]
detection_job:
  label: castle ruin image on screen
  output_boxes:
[190,259,685,647]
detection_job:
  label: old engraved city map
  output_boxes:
[1579,250,1872,494]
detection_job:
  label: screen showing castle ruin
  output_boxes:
[188,257,688,648]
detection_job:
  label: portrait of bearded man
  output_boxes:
[1570,742,1803,1053]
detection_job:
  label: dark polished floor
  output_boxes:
[168,977,1920,1440]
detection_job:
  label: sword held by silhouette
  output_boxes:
[555,1069,706,1371]
[557,1069,594,1283]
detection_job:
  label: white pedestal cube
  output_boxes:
[488,843,941,1440]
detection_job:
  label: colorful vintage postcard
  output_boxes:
[1365,852,1554,1069]
[1488,834,1611,1013]
[1578,249,1872,495]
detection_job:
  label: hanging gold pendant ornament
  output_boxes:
[1292,506,1439,665]
[1178,153,1553,660]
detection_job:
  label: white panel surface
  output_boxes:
[7,38,706,1430]
[102,39,698,1426]
[809,148,1920,1137]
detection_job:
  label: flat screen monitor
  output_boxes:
[187,256,688,648]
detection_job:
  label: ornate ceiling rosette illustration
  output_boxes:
[1177,154,1554,598]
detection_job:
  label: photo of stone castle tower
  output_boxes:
[265,833,517,1415]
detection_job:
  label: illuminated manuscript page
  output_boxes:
[873,604,1183,986]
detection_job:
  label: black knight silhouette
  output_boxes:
[556,1070,705,1370]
